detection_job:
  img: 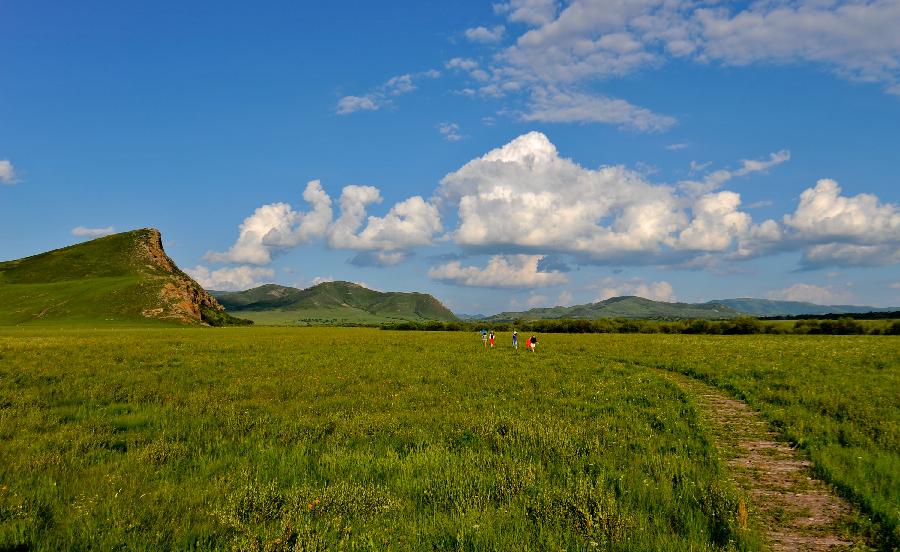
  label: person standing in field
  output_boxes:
[481,328,488,348]
[528,335,538,352]
[489,331,495,348]
[512,330,518,350]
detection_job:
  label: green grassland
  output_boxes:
[0,328,896,550]
[231,306,436,326]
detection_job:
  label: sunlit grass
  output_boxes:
[1,328,895,549]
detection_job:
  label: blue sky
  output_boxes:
[2,0,898,314]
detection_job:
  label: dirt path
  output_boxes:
[654,370,861,551]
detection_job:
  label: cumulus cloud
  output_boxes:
[777,179,900,268]
[436,131,773,263]
[766,283,854,304]
[428,254,569,288]
[328,187,442,253]
[206,180,332,265]
[71,226,115,238]
[0,160,15,185]
[784,179,900,243]
[595,277,675,302]
[465,25,505,43]
[209,180,441,267]
[336,70,440,114]
[187,265,275,291]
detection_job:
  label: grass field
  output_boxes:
[0,328,896,550]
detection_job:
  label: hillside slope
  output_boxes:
[0,229,243,325]
[483,296,742,322]
[212,281,458,324]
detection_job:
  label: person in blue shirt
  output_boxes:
[481,329,488,348]
[512,330,518,350]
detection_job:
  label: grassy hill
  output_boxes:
[483,296,742,322]
[0,229,245,326]
[212,281,458,325]
[706,298,898,317]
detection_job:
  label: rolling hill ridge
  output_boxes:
[481,295,744,322]
[212,281,458,324]
[0,229,244,326]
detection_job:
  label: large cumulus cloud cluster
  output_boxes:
[197,132,898,291]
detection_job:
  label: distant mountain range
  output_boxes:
[0,229,242,326]
[211,282,458,324]
[473,296,897,322]
[480,296,743,322]
[702,298,899,317]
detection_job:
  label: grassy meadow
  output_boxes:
[0,327,897,550]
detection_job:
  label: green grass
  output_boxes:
[235,306,450,325]
[0,277,174,326]
[599,334,900,549]
[0,329,896,550]
[1,328,761,551]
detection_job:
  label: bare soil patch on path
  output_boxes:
[655,370,864,551]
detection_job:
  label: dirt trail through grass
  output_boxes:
[655,370,860,551]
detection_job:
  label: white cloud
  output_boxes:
[71,226,115,238]
[800,243,900,268]
[0,160,15,185]
[438,122,464,142]
[522,87,676,132]
[766,283,854,305]
[465,25,505,43]
[336,95,381,115]
[492,0,900,94]
[675,191,752,251]
[436,131,767,262]
[446,57,480,71]
[784,178,900,243]
[665,143,688,151]
[557,289,574,306]
[595,277,675,302]
[437,0,900,132]
[328,187,442,252]
[428,254,569,288]
[311,276,334,285]
[890,282,900,290]
[208,180,441,268]
[188,265,275,291]
[680,150,791,194]
[776,178,900,267]
[206,180,332,265]
[336,71,439,115]
[493,0,558,26]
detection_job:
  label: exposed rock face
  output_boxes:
[136,228,225,324]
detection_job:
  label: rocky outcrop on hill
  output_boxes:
[136,229,228,324]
